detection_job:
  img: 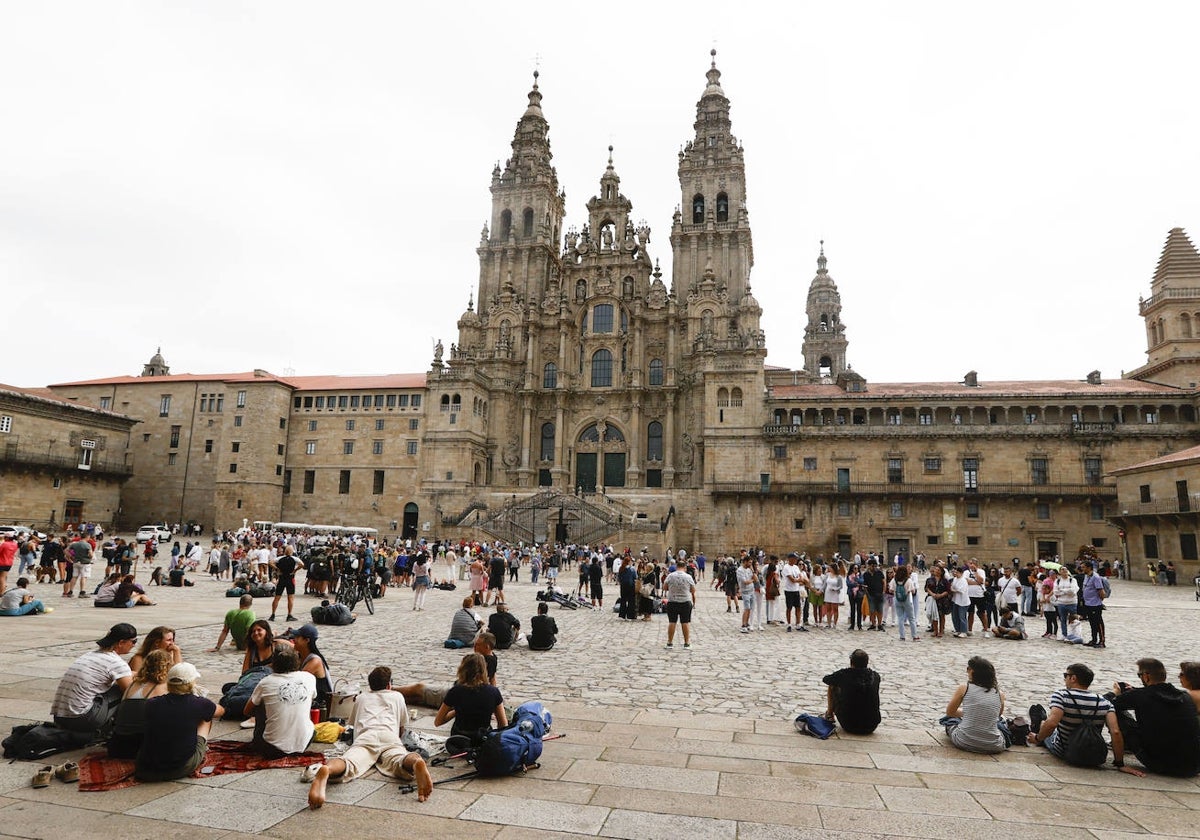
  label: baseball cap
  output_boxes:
[97,623,138,647]
[168,663,201,684]
[293,623,319,641]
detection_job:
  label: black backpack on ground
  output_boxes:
[2,722,92,760]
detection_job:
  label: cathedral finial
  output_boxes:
[711,47,717,68]
[608,145,613,165]
[817,241,827,273]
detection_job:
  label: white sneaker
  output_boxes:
[300,762,322,783]
[239,718,255,729]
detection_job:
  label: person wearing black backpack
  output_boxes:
[1027,662,1126,770]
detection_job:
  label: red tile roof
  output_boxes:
[49,372,427,391]
[0,383,136,419]
[1110,443,1200,475]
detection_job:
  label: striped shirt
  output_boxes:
[51,651,131,717]
[1046,688,1111,757]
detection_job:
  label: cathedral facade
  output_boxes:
[42,55,1200,576]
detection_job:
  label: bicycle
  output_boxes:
[335,571,374,615]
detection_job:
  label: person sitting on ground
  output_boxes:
[941,656,1007,753]
[244,643,316,757]
[241,619,275,674]
[305,665,433,808]
[92,573,125,607]
[106,649,171,758]
[433,652,507,742]
[398,632,498,710]
[990,607,1027,640]
[286,624,333,710]
[1110,657,1200,777]
[210,594,255,652]
[1062,612,1085,644]
[0,577,49,616]
[1181,661,1200,714]
[822,648,882,735]
[487,603,521,650]
[527,602,558,651]
[1027,662,1126,770]
[128,625,182,674]
[444,596,483,649]
[51,622,138,736]
[135,663,222,781]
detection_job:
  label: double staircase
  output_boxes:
[443,490,663,545]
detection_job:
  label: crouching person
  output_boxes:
[306,666,432,808]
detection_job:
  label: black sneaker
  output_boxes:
[1028,703,1047,736]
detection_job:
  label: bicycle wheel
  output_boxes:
[363,579,374,615]
[339,580,360,612]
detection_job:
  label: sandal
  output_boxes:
[54,762,79,783]
[31,766,53,788]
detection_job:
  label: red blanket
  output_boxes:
[78,740,324,791]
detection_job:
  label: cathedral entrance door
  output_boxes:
[886,538,910,561]
[576,453,597,493]
[402,502,419,540]
[603,453,626,488]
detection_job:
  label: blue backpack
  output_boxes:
[472,701,551,776]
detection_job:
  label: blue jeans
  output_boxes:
[951,603,969,634]
[0,600,44,616]
[1055,605,1073,636]
[895,594,919,639]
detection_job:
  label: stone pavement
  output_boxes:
[0,558,1197,839]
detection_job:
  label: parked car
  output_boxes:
[135,525,172,543]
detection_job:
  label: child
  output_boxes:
[1062,613,1084,644]
[1039,573,1058,638]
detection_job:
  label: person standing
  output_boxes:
[587,554,604,608]
[663,560,696,649]
[66,533,94,598]
[617,556,638,621]
[269,546,300,623]
[736,555,756,634]
[893,565,920,641]
[781,553,806,632]
[949,566,971,638]
[1080,561,1108,647]
[0,534,17,595]
[862,560,885,631]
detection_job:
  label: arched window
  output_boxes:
[717,387,730,407]
[591,349,613,387]
[592,304,614,333]
[647,421,663,461]
[1183,313,1193,339]
[522,208,534,237]
[579,424,599,442]
[774,409,786,424]
[790,409,803,426]
[451,394,461,408]
[543,362,557,389]
[692,194,705,223]
[440,394,450,411]
[540,423,555,461]
[649,358,664,386]
[716,192,729,222]
[819,355,833,378]
[499,209,512,239]
[604,425,624,442]
[730,387,743,407]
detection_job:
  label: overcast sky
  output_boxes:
[5,2,1200,389]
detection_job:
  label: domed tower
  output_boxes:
[802,243,849,381]
[670,50,754,305]
[1129,227,1200,388]
[140,347,170,377]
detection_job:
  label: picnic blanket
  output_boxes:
[77,739,324,791]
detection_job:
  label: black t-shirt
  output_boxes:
[490,558,505,580]
[822,667,882,735]
[444,683,503,735]
[137,693,216,772]
[276,555,298,580]
[863,569,885,597]
[588,562,603,584]
[530,614,558,647]
[1112,683,1200,776]
[487,612,520,648]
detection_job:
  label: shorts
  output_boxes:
[78,563,93,580]
[274,578,296,596]
[784,591,801,610]
[136,736,209,782]
[969,596,986,616]
[867,593,884,613]
[741,591,755,610]
[808,591,824,607]
[666,601,693,624]
[340,733,412,782]
[590,583,603,599]
[488,577,503,591]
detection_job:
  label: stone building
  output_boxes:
[1111,443,1200,581]
[43,56,1200,570]
[0,383,136,529]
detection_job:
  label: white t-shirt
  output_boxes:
[250,671,317,754]
[781,562,802,593]
[663,569,695,603]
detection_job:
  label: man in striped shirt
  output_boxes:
[1027,662,1127,769]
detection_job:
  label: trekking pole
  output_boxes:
[430,750,468,767]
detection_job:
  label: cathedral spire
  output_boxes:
[802,243,849,381]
